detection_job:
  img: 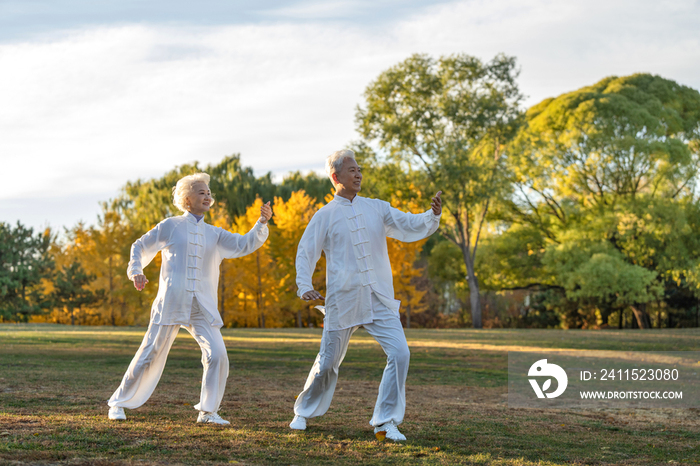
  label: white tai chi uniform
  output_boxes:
[294,194,440,427]
[108,211,268,412]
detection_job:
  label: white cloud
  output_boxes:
[1,0,698,230]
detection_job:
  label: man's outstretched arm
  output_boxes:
[384,191,442,242]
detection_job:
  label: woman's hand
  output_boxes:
[259,201,273,224]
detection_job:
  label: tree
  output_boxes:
[0,222,54,322]
[122,162,200,232]
[543,238,663,328]
[224,198,278,328]
[386,195,429,328]
[269,190,326,327]
[51,260,103,325]
[40,200,143,326]
[208,155,276,221]
[507,74,700,328]
[356,53,524,328]
[512,74,700,212]
[208,203,237,325]
[275,171,333,205]
[122,154,276,232]
[89,201,143,326]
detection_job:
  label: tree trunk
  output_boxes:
[618,310,623,329]
[243,291,247,324]
[256,251,265,328]
[70,306,75,326]
[297,310,302,328]
[109,256,115,326]
[629,304,651,329]
[468,274,482,328]
[405,305,411,329]
[121,300,127,325]
[21,284,27,319]
[460,243,482,329]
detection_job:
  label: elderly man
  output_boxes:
[108,173,272,425]
[290,149,442,441]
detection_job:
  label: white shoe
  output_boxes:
[108,406,126,421]
[289,415,306,430]
[197,411,230,425]
[374,421,406,442]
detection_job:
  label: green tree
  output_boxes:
[208,155,276,221]
[51,260,103,325]
[275,171,333,205]
[0,222,54,322]
[121,155,277,233]
[543,238,663,328]
[122,163,200,232]
[356,53,524,328]
[505,74,700,328]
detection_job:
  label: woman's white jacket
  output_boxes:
[127,211,269,326]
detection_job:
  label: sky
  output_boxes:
[1,0,699,233]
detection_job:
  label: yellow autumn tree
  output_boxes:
[36,204,149,326]
[37,223,102,325]
[89,207,148,326]
[208,204,237,325]
[387,192,430,328]
[269,190,326,327]
[213,198,280,328]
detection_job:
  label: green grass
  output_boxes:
[1,325,699,465]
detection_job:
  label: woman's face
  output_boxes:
[186,181,212,216]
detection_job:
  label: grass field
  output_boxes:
[1,325,699,465]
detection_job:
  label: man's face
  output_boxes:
[334,158,362,195]
[186,181,212,215]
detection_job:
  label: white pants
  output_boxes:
[293,300,410,427]
[108,298,229,413]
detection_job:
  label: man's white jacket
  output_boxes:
[128,211,269,326]
[296,194,440,331]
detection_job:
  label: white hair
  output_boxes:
[172,172,214,213]
[325,149,356,185]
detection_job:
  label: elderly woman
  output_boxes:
[107,173,272,425]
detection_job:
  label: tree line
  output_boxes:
[0,164,428,328]
[2,53,700,329]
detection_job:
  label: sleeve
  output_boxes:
[217,221,269,259]
[382,201,441,242]
[126,221,169,280]
[295,212,325,298]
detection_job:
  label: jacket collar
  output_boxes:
[183,211,205,224]
[333,194,361,206]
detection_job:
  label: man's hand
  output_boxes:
[133,274,148,291]
[431,191,442,216]
[302,290,325,301]
[259,201,273,224]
